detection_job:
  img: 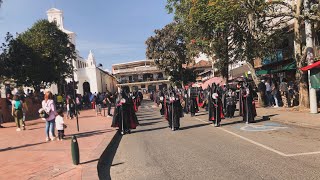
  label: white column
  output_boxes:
[305,0,318,114]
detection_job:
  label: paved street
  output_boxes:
[110,101,320,180]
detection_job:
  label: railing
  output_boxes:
[118,78,168,84]
[113,66,158,74]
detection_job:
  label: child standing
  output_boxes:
[55,109,65,141]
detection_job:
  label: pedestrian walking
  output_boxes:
[68,97,76,119]
[21,95,29,130]
[265,79,272,106]
[271,80,279,107]
[12,95,24,131]
[258,79,267,107]
[104,90,113,117]
[280,78,289,107]
[55,109,66,141]
[42,91,57,142]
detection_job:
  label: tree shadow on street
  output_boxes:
[97,132,123,180]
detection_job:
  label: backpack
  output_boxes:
[14,100,22,110]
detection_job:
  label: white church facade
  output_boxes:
[47,8,117,95]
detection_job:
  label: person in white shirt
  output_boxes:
[55,109,66,141]
[265,79,273,107]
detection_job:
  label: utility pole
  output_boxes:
[304,0,318,113]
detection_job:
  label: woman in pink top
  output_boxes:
[42,91,57,142]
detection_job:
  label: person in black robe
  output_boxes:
[164,88,182,131]
[183,89,190,114]
[238,83,244,116]
[189,88,199,117]
[159,91,165,116]
[241,82,257,123]
[111,89,139,134]
[209,83,223,127]
[225,89,236,118]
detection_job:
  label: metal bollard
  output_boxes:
[71,135,80,165]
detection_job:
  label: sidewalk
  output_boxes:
[256,106,320,129]
[0,108,117,180]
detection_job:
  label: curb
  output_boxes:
[97,131,122,180]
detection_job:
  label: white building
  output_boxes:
[47,8,117,95]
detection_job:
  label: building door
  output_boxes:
[83,82,90,94]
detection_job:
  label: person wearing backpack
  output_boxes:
[11,95,24,131]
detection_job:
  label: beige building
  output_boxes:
[112,60,170,92]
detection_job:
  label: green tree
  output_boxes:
[0,20,76,90]
[146,22,195,85]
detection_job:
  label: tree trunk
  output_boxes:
[294,0,310,109]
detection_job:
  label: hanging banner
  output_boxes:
[310,69,320,89]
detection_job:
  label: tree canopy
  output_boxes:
[146,22,195,84]
[0,20,76,89]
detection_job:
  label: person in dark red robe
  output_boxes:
[112,89,139,135]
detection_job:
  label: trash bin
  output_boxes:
[71,135,80,165]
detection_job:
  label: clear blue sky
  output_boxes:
[0,0,173,70]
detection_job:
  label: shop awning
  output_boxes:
[272,61,296,73]
[256,70,269,76]
[301,61,320,72]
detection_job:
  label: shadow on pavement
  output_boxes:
[97,132,123,180]
[220,114,274,126]
[80,158,99,165]
[0,142,47,152]
[68,129,114,139]
[79,115,96,118]
[131,126,168,134]
[111,162,124,167]
[139,121,162,126]
[139,117,163,121]
[195,112,208,116]
[179,123,210,130]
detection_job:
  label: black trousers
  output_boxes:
[58,130,65,140]
[107,103,112,115]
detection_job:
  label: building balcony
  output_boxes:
[119,78,167,84]
[113,66,159,74]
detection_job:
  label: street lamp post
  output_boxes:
[72,73,80,132]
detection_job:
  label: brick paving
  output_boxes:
[0,108,117,180]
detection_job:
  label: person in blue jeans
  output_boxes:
[42,91,57,142]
